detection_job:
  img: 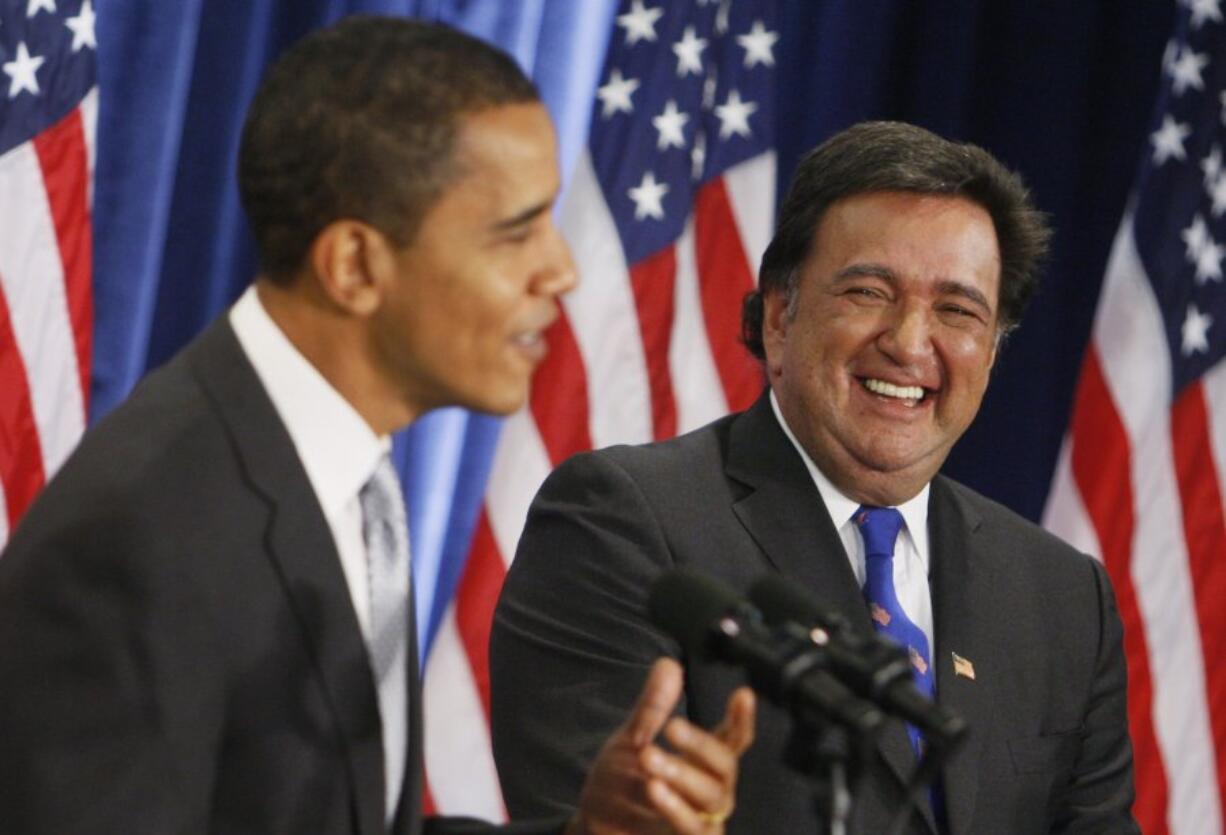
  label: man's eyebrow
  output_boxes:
[935,279,993,313]
[490,199,554,232]
[832,263,897,283]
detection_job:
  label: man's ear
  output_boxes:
[307,220,397,317]
[761,287,791,378]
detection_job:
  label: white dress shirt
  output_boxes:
[229,285,391,643]
[769,391,935,656]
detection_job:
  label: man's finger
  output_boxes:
[645,778,719,835]
[641,740,726,814]
[625,657,684,747]
[712,686,756,755]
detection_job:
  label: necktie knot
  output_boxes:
[854,505,905,559]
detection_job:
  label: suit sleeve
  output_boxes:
[1053,557,1140,834]
[489,450,680,821]
[0,498,226,834]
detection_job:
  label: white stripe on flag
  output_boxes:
[422,606,506,820]
[559,152,652,449]
[670,210,728,435]
[0,143,86,476]
[723,151,776,280]
[1042,439,1103,561]
[485,408,552,568]
[1095,223,1221,835]
[80,88,98,206]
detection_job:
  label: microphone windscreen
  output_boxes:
[647,568,743,660]
[748,573,822,626]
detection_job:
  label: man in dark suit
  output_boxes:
[491,122,1139,833]
[0,17,754,835]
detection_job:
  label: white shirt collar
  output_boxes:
[229,285,389,516]
[768,389,930,571]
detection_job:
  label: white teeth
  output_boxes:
[514,332,541,346]
[864,378,925,401]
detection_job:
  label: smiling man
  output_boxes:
[0,17,754,835]
[492,122,1139,834]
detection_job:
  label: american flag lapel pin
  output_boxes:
[952,652,976,681]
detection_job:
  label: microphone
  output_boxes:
[748,574,968,751]
[647,568,884,736]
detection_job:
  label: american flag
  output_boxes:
[0,0,96,551]
[421,0,778,819]
[1044,1,1226,833]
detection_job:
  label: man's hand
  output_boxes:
[566,658,755,835]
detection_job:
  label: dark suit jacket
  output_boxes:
[0,319,562,835]
[491,393,1137,834]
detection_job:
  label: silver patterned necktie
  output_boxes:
[359,454,410,824]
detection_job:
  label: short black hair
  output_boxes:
[742,121,1050,359]
[238,16,540,281]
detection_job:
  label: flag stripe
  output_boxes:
[32,106,93,413]
[79,88,98,205]
[693,175,764,412]
[560,153,652,449]
[629,247,679,441]
[421,605,507,819]
[0,276,46,529]
[670,212,729,434]
[530,311,593,467]
[485,408,553,566]
[722,152,776,276]
[0,143,86,481]
[1170,382,1226,816]
[1069,345,1171,835]
[453,510,505,723]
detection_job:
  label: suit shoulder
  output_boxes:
[553,412,737,485]
[6,346,249,558]
[936,475,1096,571]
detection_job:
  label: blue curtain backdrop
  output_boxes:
[90,0,1175,654]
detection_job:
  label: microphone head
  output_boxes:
[748,573,824,627]
[647,568,746,660]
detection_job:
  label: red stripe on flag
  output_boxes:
[629,247,677,440]
[0,280,47,530]
[32,107,93,415]
[693,178,765,412]
[421,777,437,817]
[1069,347,1170,835]
[531,310,593,466]
[1170,382,1226,818]
[453,510,507,723]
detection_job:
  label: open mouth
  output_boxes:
[860,376,930,406]
[512,330,547,363]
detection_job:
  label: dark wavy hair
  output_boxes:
[238,16,539,281]
[742,121,1050,359]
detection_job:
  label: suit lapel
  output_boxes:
[724,395,929,826]
[188,319,386,835]
[928,477,991,835]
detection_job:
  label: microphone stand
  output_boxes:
[783,717,863,835]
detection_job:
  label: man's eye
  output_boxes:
[940,304,986,323]
[502,228,533,244]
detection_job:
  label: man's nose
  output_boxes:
[539,223,578,296]
[879,304,934,363]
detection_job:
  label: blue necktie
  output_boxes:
[855,505,934,757]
